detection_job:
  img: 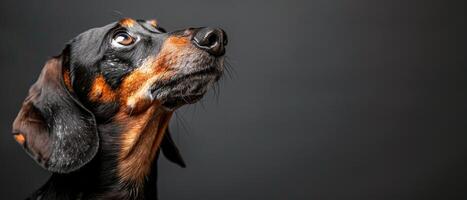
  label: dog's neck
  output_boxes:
[32,105,173,200]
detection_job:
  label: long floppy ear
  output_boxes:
[12,54,99,173]
[161,128,186,168]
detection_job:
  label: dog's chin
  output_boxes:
[151,65,222,110]
[158,76,217,109]
[162,94,205,109]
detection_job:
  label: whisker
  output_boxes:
[214,81,221,104]
[223,56,238,79]
[128,105,134,116]
[199,99,207,111]
[174,111,190,136]
[192,102,198,116]
[111,10,124,18]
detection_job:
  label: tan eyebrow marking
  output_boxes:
[148,19,158,27]
[119,18,136,28]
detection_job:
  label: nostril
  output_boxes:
[193,27,226,57]
[206,32,219,47]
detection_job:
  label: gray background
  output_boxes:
[1,0,466,199]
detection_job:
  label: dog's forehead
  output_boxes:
[74,22,116,41]
[119,18,165,34]
[68,23,117,66]
[69,18,164,66]
[72,18,160,43]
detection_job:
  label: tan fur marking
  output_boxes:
[14,133,25,145]
[167,36,190,46]
[148,19,158,27]
[63,69,73,91]
[119,36,190,113]
[89,75,117,103]
[117,105,173,185]
[115,35,194,184]
[120,18,136,27]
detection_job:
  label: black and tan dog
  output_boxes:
[12,18,227,199]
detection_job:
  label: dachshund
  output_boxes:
[12,18,227,200]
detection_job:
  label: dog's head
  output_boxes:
[12,18,227,174]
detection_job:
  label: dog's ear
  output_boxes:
[161,128,186,168]
[12,53,98,173]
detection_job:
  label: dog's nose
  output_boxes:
[192,27,227,57]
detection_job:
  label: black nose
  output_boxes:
[192,27,227,57]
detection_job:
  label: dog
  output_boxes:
[12,18,227,200]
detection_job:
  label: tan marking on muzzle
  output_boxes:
[120,36,191,113]
[115,36,192,184]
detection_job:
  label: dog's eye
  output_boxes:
[112,31,135,46]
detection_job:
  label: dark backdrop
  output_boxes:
[1,0,466,199]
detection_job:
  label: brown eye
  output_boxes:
[112,31,135,46]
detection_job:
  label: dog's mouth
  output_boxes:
[150,58,223,109]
